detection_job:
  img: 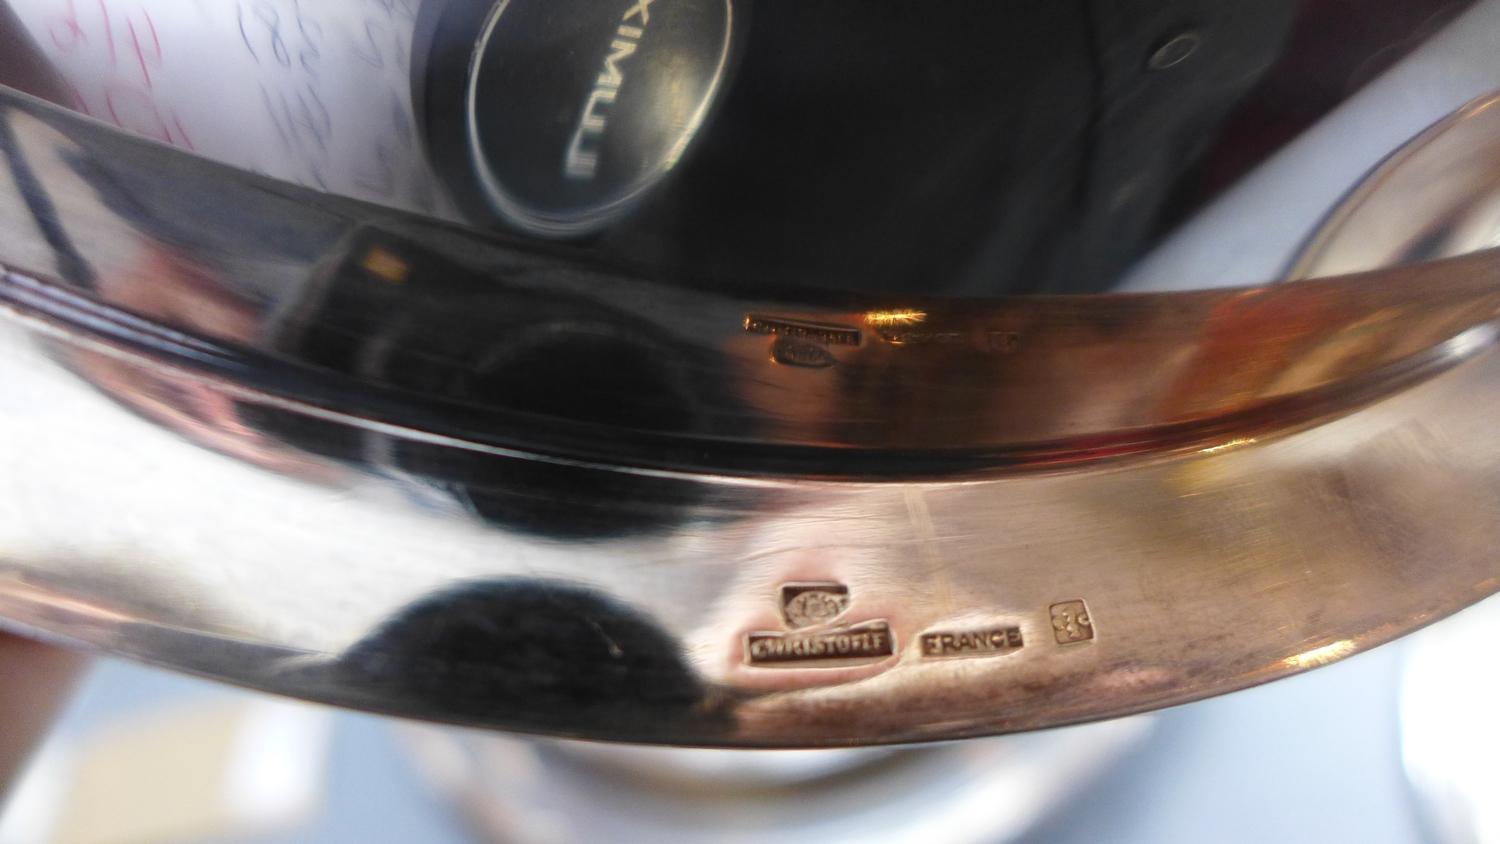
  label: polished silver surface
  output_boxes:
[6,72,1500,746]
[1293,92,1500,279]
[1290,84,1500,844]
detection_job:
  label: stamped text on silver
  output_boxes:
[744,315,862,347]
[921,625,1024,659]
[746,581,894,667]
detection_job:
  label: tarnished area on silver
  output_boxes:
[6,83,1500,747]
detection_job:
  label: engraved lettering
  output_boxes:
[747,620,896,666]
[744,315,862,347]
[920,625,1024,659]
[745,581,895,667]
[875,327,1022,354]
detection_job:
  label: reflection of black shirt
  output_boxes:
[605,0,1299,295]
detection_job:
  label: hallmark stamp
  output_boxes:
[745,582,894,667]
[747,620,894,665]
[1050,600,1094,644]
[780,582,851,628]
[744,314,862,347]
[770,336,838,369]
[921,625,1024,659]
[874,328,1020,354]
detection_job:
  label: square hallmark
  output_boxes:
[1050,600,1094,644]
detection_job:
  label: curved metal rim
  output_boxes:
[5,83,1500,748]
[3,87,1500,481]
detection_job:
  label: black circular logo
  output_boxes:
[435,0,734,236]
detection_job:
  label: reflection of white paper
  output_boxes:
[10,0,441,214]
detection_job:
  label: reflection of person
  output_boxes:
[0,632,84,800]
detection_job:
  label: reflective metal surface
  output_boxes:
[1294,92,1500,279]
[10,0,1464,295]
[5,81,1500,745]
[1293,82,1500,844]
[401,717,1152,843]
[5,3,1500,748]
[1122,0,1500,292]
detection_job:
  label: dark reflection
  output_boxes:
[1175,0,1477,216]
[520,1,1297,295]
[269,228,742,435]
[1,96,754,535]
[2,0,1484,300]
[247,227,751,539]
[414,0,1472,295]
[331,579,733,738]
[389,446,720,541]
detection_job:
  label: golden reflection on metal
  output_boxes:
[864,310,927,326]
[1283,640,1357,669]
[743,314,862,347]
[1199,437,1259,455]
